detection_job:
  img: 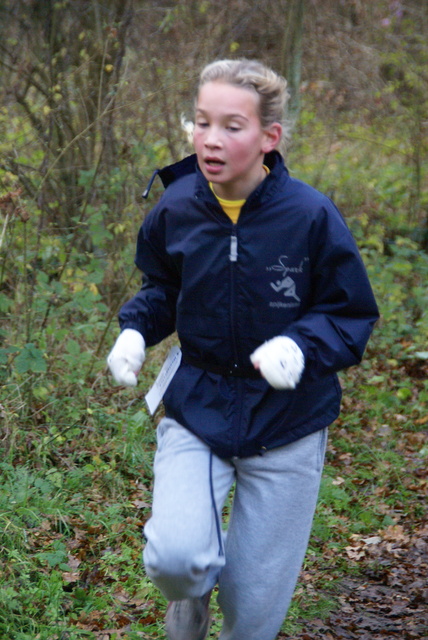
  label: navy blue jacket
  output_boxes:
[119,151,379,458]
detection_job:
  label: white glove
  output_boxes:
[250,336,305,390]
[107,329,146,387]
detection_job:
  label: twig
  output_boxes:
[0,210,11,253]
[86,265,138,378]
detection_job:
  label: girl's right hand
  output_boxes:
[107,328,146,387]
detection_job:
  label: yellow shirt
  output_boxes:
[210,166,270,224]
[213,193,245,224]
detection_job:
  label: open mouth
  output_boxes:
[205,158,225,167]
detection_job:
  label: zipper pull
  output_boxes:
[229,235,238,262]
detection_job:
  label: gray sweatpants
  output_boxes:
[143,418,327,640]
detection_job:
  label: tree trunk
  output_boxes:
[280,0,306,120]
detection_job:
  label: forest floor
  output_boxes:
[1,345,427,639]
[280,519,428,640]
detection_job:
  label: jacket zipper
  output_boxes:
[229,234,238,262]
[229,231,239,361]
[229,230,244,456]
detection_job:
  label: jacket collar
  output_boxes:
[142,151,286,200]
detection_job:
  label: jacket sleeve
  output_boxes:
[118,204,181,347]
[284,201,379,380]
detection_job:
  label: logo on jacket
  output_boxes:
[266,255,308,308]
[270,275,300,301]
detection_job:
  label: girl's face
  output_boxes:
[193,81,281,201]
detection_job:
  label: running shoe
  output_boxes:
[165,590,212,640]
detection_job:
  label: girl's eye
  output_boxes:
[196,121,209,128]
[227,126,241,132]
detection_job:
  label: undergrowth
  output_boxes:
[1,105,427,638]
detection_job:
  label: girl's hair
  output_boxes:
[197,58,292,149]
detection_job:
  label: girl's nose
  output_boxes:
[204,127,221,148]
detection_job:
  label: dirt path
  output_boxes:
[281,523,428,640]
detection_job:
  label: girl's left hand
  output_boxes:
[250,336,305,389]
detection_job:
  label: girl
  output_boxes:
[108,59,379,640]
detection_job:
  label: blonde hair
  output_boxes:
[197,59,292,149]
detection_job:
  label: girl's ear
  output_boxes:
[262,123,283,153]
